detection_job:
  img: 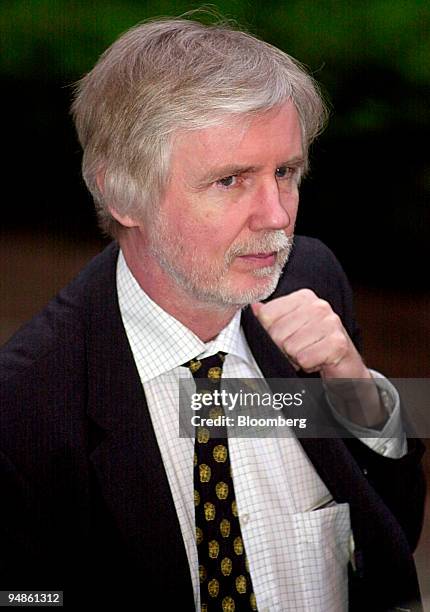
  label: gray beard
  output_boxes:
[148,219,294,307]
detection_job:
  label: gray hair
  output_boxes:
[71,17,328,237]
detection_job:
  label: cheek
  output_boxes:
[283,190,300,227]
[191,211,245,252]
[291,196,300,225]
[174,217,226,257]
[197,225,233,254]
[169,192,248,254]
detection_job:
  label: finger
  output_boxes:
[252,304,304,371]
[292,333,348,373]
[285,354,301,371]
[269,310,340,358]
[263,309,315,347]
[252,288,318,327]
[250,302,263,316]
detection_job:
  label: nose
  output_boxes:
[248,178,295,233]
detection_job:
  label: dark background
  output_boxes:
[1,0,429,288]
[2,0,429,371]
[1,1,429,602]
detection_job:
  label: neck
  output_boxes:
[119,235,239,342]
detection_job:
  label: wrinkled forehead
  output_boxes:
[167,102,304,180]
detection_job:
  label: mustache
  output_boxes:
[226,231,293,261]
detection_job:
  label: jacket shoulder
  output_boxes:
[276,235,349,292]
[0,241,119,385]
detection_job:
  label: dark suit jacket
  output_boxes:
[0,237,426,611]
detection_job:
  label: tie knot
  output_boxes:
[183,352,226,380]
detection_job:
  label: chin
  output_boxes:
[218,272,282,306]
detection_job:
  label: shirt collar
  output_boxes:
[116,250,253,382]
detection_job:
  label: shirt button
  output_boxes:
[240,513,250,525]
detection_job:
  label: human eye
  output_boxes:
[275,165,303,183]
[216,175,239,189]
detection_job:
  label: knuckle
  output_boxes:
[334,331,348,351]
[299,288,316,300]
[316,298,331,314]
[298,352,312,369]
[271,327,285,346]
[283,339,296,358]
[273,333,285,348]
[327,311,340,326]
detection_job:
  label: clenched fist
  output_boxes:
[252,289,387,427]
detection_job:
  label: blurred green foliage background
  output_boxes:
[2,0,429,288]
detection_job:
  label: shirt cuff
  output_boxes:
[326,369,407,458]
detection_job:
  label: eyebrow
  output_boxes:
[195,165,259,188]
[195,157,306,188]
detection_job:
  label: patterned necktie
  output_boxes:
[183,352,258,612]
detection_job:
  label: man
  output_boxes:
[0,17,425,612]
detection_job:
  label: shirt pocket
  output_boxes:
[290,503,351,611]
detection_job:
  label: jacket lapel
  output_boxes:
[241,305,298,379]
[84,243,194,604]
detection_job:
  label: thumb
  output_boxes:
[251,302,263,317]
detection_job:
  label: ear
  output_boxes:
[108,206,140,228]
[96,169,140,228]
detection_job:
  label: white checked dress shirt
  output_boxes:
[116,250,405,612]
